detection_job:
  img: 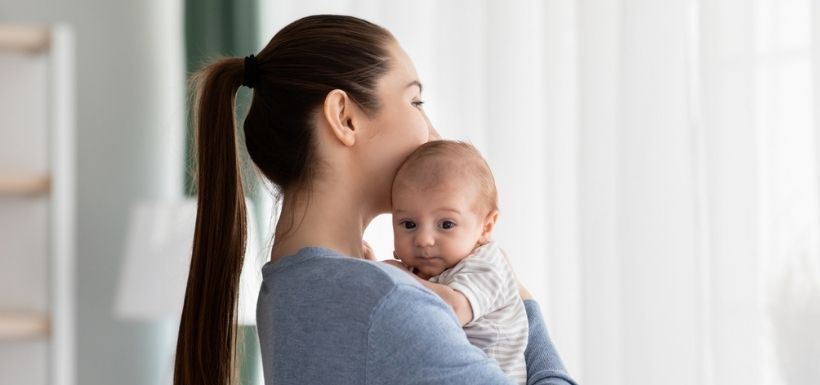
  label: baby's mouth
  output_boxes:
[415,255,440,263]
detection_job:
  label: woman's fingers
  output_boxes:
[500,248,534,300]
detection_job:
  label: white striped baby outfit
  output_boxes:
[429,241,528,385]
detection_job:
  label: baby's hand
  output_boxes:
[382,259,412,273]
[362,240,377,261]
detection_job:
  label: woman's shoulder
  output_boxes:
[260,246,427,302]
[256,247,506,385]
[256,247,463,385]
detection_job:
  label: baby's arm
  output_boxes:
[382,260,473,325]
[416,278,473,326]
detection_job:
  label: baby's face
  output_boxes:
[392,180,489,278]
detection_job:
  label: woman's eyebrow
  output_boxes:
[406,80,423,93]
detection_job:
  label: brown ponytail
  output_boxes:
[174,57,247,385]
[174,15,395,385]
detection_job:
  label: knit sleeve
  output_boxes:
[366,283,513,385]
[366,283,576,385]
[523,300,578,385]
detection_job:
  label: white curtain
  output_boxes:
[256,1,820,384]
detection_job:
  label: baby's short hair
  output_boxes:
[393,140,498,214]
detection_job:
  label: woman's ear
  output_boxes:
[479,210,499,244]
[322,89,358,147]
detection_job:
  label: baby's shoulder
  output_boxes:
[433,242,513,283]
[455,241,509,272]
[469,241,505,263]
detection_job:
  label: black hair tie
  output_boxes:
[242,54,257,89]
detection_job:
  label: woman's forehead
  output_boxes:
[381,42,421,91]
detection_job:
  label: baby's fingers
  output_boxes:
[362,240,377,261]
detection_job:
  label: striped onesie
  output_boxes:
[429,241,528,385]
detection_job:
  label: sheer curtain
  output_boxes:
[253,1,820,384]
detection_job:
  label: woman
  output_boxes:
[174,14,576,385]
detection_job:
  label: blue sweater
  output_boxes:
[256,247,576,385]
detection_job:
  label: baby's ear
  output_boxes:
[479,210,499,244]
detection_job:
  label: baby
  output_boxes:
[385,140,528,384]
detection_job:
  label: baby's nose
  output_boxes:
[414,231,435,247]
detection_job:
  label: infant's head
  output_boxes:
[391,140,499,278]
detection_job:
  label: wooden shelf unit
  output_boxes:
[0,25,50,53]
[0,313,50,340]
[0,24,75,385]
[0,173,50,196]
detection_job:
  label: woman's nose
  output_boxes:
[429,125,441,141]
[423,112,441,140]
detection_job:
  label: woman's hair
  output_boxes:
[174,15,393,385]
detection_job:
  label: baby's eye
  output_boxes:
[400,220,417,230]
[439,220,456,230]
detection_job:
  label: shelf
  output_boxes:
[0,313,49,340]
[0,173,50,196]
[0,22,74,385]
[0,25,50,53]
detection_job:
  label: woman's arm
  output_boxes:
[366,283,576,385]
[523,300,578,385]
[500,248,576,384]
[367,283,513,385]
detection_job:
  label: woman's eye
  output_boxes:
[400,221,416,230]
[412,99,425,108]
[440,221,456,230]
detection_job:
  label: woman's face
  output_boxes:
[355,42,439,211]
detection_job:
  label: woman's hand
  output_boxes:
[500,248,534,300]
[516,278,534,301]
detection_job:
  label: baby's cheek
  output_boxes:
[394,237,412,259]
[447,237,476,262]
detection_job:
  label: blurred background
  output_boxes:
[1,0,819,384]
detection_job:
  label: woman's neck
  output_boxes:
[269,183,382,262]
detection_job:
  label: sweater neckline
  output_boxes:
[260,246,350,275]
